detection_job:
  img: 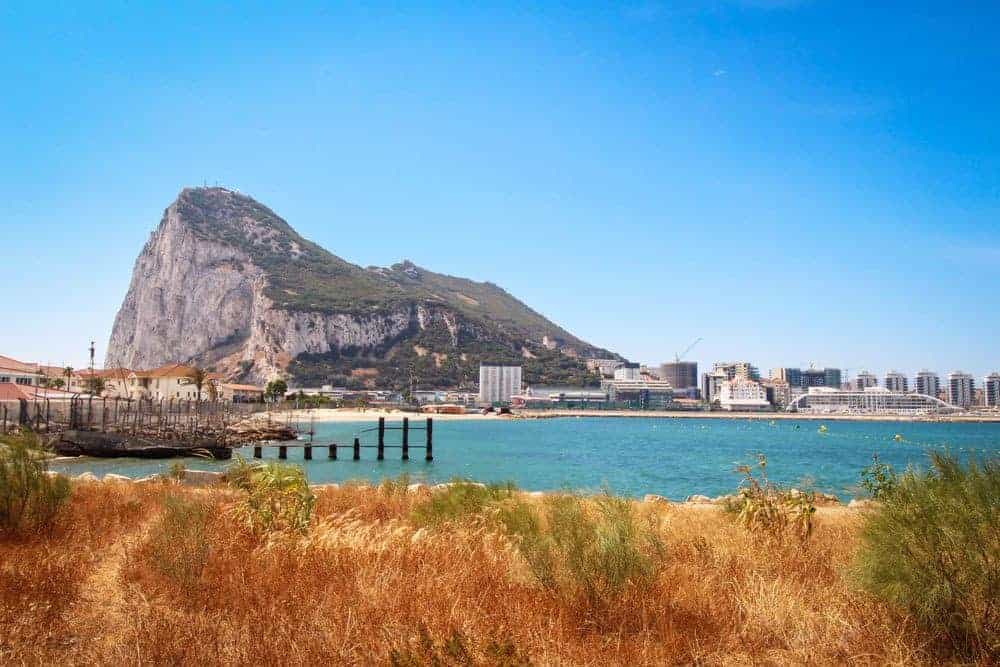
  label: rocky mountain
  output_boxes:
[107,187,621,390]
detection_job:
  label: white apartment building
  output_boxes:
[946,371,974,408]
[479,364,522,405]
[984,372,1000,407]
[915,370,940,399]
[613,363,641,381]
[884,371,908,393]
[718,378,771,411]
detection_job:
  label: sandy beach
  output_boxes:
[250,406,1000,424]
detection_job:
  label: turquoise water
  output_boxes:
[51,417,1000,500]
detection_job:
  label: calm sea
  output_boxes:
[51,417,1000,500]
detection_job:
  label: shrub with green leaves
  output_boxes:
[148,495,211,590]
[410,480,519,526]
[726,454,816,540]
[858,453,898,500]
[227,458,315,535]
[509,493,663,607]
[0,431,71,535]
[853,451,999,659]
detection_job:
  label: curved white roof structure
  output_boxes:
[787,387,957,415]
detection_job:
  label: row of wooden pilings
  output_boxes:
[252,417,433,462]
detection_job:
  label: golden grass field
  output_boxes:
[0,480,964,666]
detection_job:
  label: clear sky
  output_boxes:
[2,1,997,380]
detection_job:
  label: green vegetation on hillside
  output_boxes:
[175,187,620,388]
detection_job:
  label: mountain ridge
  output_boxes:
[106,187,621,390]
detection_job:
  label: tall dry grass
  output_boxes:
[0,477,963,665]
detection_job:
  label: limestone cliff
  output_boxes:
[107,187,619,388]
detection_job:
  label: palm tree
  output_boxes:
[63,366,73,392]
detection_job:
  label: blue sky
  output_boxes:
[2,1,998,380]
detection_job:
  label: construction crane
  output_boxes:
[675,337,702,363]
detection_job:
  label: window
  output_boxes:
[0,376,9,383]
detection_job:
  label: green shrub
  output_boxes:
[853,451,999,659]
[410,480,519,526]
[0,431,71,535]
[167,461,187,481]
[858,453,898,500]
[726,454,815,540]
[510,493,663,606]
[227,458,315,535]
[148,495,211,590]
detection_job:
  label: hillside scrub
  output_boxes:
[853,451,999,660]
[0,471,977,664]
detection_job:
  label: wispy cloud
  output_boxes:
[713,68,728,77]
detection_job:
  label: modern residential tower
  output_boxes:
[946,371,974,408]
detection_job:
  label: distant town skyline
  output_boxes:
[2,3,998,376]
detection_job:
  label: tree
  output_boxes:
[52,378,65,389]
[63,367,73,392]
[187,367,209,401]
[265,379,288,403]
[86,376,106,396]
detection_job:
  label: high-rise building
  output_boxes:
[983,372,1000,407]
[801,368,826,388]
[854,370,878,390]
[884,371,908,393]
[915,370,940,398]
[659,361,698,391]
[770,367,802,387]
[824,368,842,389]
[478,364,522,404]
[946,371,974,408]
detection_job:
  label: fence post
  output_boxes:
[101,398,107,431]
[353,437,360,461]
[278,445,287,459]
[304,445,312,460]
[425,418,433,461]
[253,445,262,459]
[401,417,409,461]
[19,399,28,426]
[329,443,337,460]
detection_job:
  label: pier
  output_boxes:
[252,417,433,462]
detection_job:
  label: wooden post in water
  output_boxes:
[401,417,409,460]
[377,417,385,460]
[278,445,287,459]
[253,445,262,459]
[353,437,360,461]
[304,445,312,460]
[425,417,433,461]
[329,443,337,460]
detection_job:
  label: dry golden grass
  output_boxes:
[0,480,956,665]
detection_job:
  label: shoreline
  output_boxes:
[250,407,1000,424]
